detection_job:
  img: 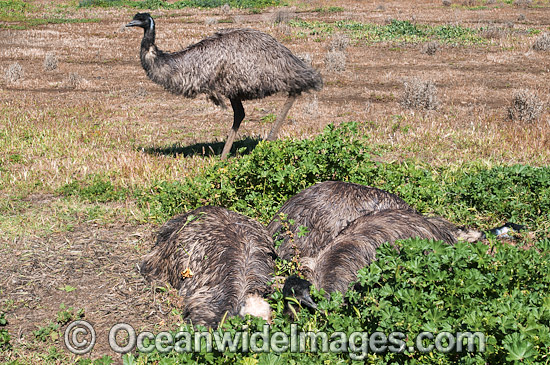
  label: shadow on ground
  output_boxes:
[141,137,262,158]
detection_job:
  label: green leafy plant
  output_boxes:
[58,174,128,203]
[289,19,487,45]
[57,284,77,293]
[103,237,549,363]
[0,312,10,351]
[33,305,84,342]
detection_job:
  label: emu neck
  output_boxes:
[141,23,156,49]
[140,23,158,70]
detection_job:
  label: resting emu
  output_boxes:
[298,209,467,294]
[126,13,323,159]
[139,206,275,328]
[268,181,414,260]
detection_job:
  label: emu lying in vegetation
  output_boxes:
[284,210,523,303]
[268,181,413,260]
[275,181,490,298]
[140,206,275,328]
[126,13,323,159]
[300,209,468,294]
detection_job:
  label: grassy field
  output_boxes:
[1,0,549,363]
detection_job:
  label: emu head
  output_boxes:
[282,275,318,310]
[126,12,154,30]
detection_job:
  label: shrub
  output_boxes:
[5,62,23,83]
[324,50,346,72]
[480,24,507,39]
[43,52,58,71]
[401,78,438,110]
[273,8,293,24]
[65,72,82,89]
[302,95,318,117]
[507,89,544,123]
[328,33,349,52]
[421,41,439,55]
[513,0,532,6]
[532,32,550,51]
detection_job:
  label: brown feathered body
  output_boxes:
[140,206,275,327]
[302,209,459,294]
[268,181,413,260]
[138,20,322,107]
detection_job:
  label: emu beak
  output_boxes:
[126,20,141,27]
[300,292,318,310]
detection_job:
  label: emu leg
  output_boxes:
[221,98,245,159]
[266,95,297,141]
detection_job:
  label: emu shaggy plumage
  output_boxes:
[273,181,487,296]
[268,181,413,260]
[126,13,323,158]
[302,209,462,294]
[140,206,275,327]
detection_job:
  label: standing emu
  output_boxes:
[126,13,323,159]
[268,181,413,260]
[139,206,275,328]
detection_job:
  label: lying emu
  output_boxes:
[140,206,275,327]
[126,13,322,159]
[284,210,519,301]
[298,209,468,294]
[268,181,413,260]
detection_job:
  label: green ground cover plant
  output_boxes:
[0,0,28,21]
[290,19,489,45]
[0,313,10,352]
[0,0,100,29]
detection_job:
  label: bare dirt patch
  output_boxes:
[0,222,182,362]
